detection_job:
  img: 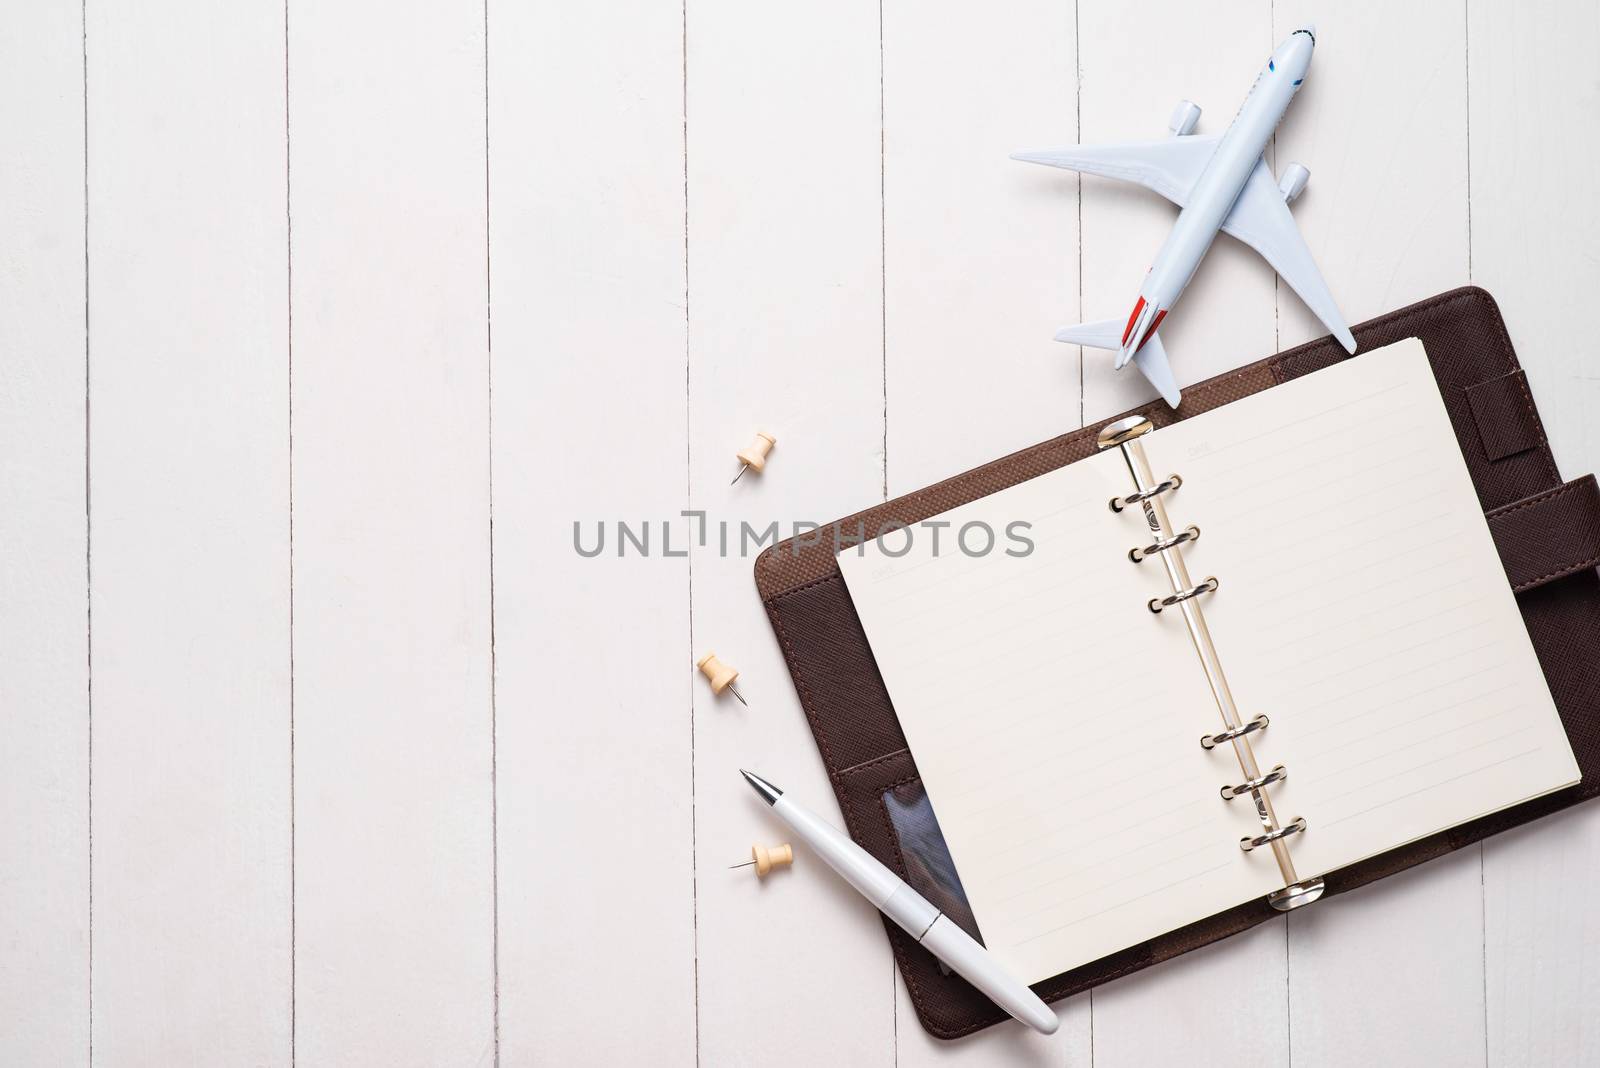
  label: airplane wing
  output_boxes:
[1011,135,1220,207]
[1220,157,1357,352]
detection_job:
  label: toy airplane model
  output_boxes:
[1014,25,1355,407]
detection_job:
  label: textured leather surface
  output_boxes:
[1488,476,1600,593]
[757,287,1600,1040]
[1467,369,1545,462]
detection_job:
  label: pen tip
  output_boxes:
[739,769,782,805]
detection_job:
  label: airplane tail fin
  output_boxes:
[1131,333,1181,408]
[1052,318,1125,350]
[1053,318,1183,408]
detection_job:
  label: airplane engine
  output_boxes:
[1278,162,1310,203]
[1168,100,1201,137]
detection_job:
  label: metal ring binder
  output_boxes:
[1221,764,1287,800]
[1148,577,1218,613]
[1241,817,1307,852]
[1130,525,1201,562]
[1109,474,1181,512]
[1201,714,1269,749]
[1098,414,1325,913]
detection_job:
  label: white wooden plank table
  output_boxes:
[0,4,89,1062]
[2,2,1596,1064]
[86,4,291,1063]
[289,1,495,1061]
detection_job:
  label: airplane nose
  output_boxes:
[1297,23,1316,42]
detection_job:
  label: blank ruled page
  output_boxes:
[838,339,1578,984]
[838,432,1284,983]
[1153,339,1580,882]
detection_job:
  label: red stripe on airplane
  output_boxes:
[1138,309,1168,350]
[1121,297,1147,345]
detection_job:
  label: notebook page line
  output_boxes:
[1318,748,1545,831]
[1011,859,1239,948]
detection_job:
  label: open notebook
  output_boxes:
[838,339,1581,985]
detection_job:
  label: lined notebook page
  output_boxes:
[1154,340,1579,881]
[838,446,1279,982]
[838,339,1578,984]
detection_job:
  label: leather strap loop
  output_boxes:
[1466,370,1545,462]
[1486,475,1600,593]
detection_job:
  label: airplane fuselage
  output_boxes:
[1121,29,1315,362]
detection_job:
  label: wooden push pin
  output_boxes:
[696,651,748,707]
[729,843,793,877]
[730,431,776,485]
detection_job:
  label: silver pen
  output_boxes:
[741,770,1058,1035]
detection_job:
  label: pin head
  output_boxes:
[729,842,792,876]
[696,652,742,699]
[734,432,777,476]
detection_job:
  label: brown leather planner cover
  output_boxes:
[755,287,1600,1040]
